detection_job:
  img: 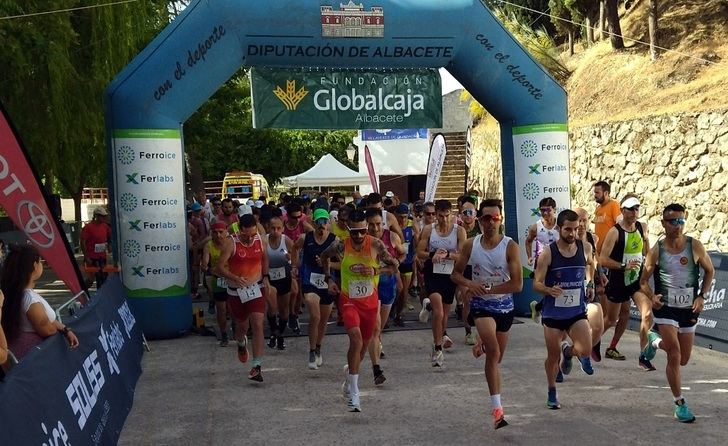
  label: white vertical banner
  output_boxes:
[425,133,447,202]
[113,129,188,297]
[512,124,571,273]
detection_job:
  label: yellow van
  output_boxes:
[221,171,270,200]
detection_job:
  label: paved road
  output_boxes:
[120,313,728,446]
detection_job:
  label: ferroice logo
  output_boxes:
[520,140,538,157]
[522,182,539,200]
[273,80,309,110]
[16,200,54,248]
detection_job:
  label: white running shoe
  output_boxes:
[342,365,350,399]
[419,298,431,323]
[431,348,444,367]
[442,335,453,349]
[308,351,318,370]
[347,393,361,412]
[464,332,475,345]
[315,351,323,367]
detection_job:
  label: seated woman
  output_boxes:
[0,244,79,360]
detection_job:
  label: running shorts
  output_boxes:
[653,306,699,333]
[542,312,588,331]
[468,309,514,332]
[342,303,379,342]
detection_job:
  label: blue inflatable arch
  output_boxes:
[105,0,568,338]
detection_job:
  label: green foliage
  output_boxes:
[184,70,356,186]
[0,0,171,205]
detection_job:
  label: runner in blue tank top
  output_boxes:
[533,209,595,410]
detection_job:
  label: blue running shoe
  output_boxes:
[579,356,594,375]
[556,369,564,383]
[546,398,561,410]
[560,342,573,375]
[674,399,695,423]
[643,330,661,361]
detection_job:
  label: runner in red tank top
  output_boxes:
[215,214,271,382]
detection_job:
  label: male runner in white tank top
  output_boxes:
[453,198,522,429]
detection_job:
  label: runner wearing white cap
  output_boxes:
[599,194,654,371]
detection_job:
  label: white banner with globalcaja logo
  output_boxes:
[512,124,571,274]
[113,129,188,297]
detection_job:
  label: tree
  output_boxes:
[549,1,578,56]
[648,0,659,60]
[0,1,171,221]
[605,0,625,49]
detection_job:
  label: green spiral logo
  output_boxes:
[117,145,135,165]
[123,240,141,258]
[520,140,538,157]
[523,182,539,200]
[120,193,138,212]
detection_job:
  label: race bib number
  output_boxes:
[667,288,694,308]
[554,288,581,308]
[94,243,107,253]
[349,279,374,299]
[434,259,455,275]
[310,272,328,290]
[270,267,286,281]
[237,284,262,303]
[216,277,227,288]
[623,253,643,285]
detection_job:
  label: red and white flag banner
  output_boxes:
[0,102,85,295]
[364,145,379,194]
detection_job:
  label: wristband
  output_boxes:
[696,293,705,300]
[61,326,70,335]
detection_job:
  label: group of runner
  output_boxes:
[193,181,714,426]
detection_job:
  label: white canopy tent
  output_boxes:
[282,153,370,188]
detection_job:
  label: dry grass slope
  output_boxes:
[566,0,728,125]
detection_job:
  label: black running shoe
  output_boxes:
[268,335,276,349]
[248,365,263,382]
[276,336,286,350]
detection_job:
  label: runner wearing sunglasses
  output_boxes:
[599,195,654,371]
[639,203,714,423]
[320,209,399,412]
[458,196,481,346]
[291,208,338,370]
[452,198,522,429]
[525,198,559,325]
[284,202,313,334]
[416,199,467,367]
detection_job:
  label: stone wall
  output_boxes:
[570,109,728,252]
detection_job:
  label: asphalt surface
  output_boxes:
[119,307,728,446]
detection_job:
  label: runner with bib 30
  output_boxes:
[320,209,399,413]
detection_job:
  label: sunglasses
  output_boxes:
[539,207,553,213]
[424,211,436,216]
[315,218,329,226]
[663,218,686,226]
[480,214,502,222]
[288,214,302,220]
[347,227,367,235]
[624,206,640,212]
[462,209,476,217]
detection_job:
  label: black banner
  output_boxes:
[0,275,143,444]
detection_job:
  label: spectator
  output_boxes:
[0,244,79,360]
[80,207,112,288]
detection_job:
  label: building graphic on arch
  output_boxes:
[321,1,384,38]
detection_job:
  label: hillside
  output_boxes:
[566,0,728,125]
